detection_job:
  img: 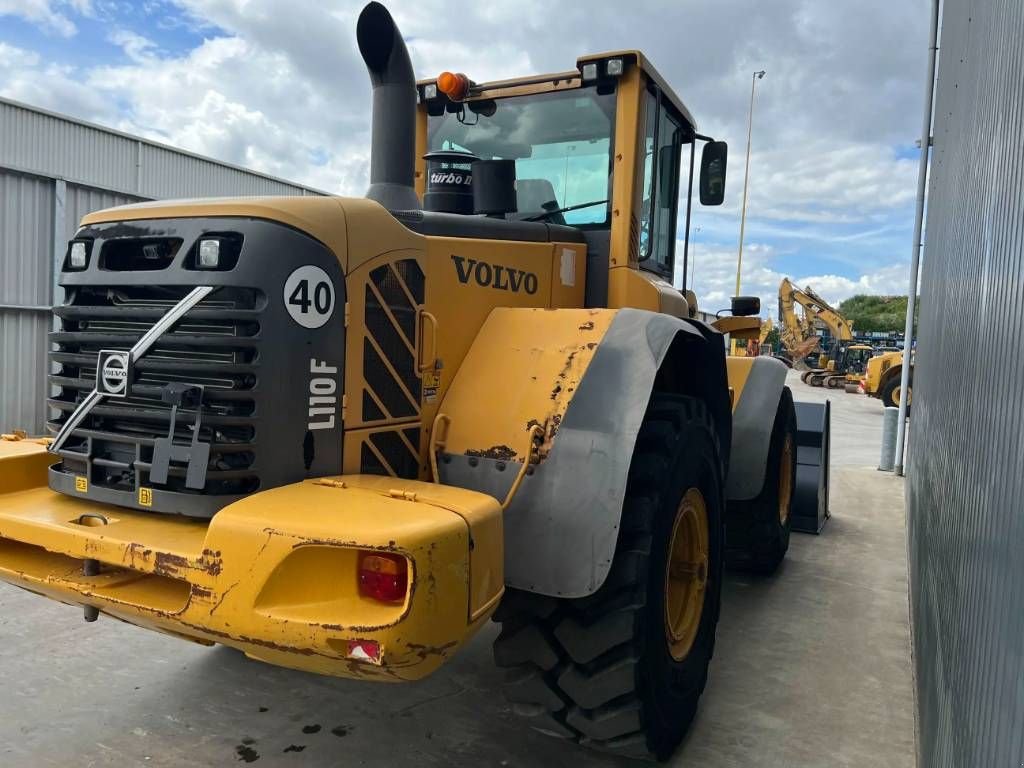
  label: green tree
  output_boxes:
[838,295,920,333]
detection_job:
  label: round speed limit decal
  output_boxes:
[283,265,335,329]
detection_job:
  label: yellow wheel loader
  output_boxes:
[864,351,913,409]
[0,3,830,760]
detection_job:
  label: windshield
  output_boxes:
[427,87,616,226]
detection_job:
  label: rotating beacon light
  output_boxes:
[437,71,471,101]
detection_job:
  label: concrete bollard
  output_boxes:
[879,406,899,471]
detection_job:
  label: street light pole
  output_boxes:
[736,69,766,296]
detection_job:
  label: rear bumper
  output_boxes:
[0,441,503,681]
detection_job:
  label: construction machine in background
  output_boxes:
[0,3,830,760]
[777,277,822,366]
[864,350,913,408]
[778,278,866,388]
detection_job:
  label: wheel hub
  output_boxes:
[664,488,709,661]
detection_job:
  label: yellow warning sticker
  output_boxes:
[74,476,87,493]
[138,487,153,507]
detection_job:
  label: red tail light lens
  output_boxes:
[358,552,409,603]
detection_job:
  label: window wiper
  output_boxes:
[524,199,609,222]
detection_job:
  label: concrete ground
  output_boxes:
[0,372,915,767]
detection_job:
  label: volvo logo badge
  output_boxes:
[96,350,131,397]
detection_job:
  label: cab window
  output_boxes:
[639,88,684,277]
[427,88,616,227]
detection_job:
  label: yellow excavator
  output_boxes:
[777,277,824,366]
[778,278,869,388]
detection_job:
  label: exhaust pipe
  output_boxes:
[357,2,420,211]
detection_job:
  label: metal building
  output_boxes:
[0,97,326,434]
[907,1,1024,765]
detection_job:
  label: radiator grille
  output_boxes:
[48,284,263,498]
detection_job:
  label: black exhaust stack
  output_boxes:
[357,2,420,211]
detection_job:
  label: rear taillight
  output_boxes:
[358,552,409,603]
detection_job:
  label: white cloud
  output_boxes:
[108,28,157,62]
[0,0,89,37]
[682,240,911,321]
[0,0,929,294]
[0,42,41,69]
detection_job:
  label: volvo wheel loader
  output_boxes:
[864,351,913,408]
[0,3,829,760]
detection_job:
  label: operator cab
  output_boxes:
[416,52,726,311]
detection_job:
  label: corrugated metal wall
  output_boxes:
[907,1,1024,766]
[0,97,326,434]
[0,171,54,432]
[0,99,322,198]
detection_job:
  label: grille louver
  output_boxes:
[48,284,263,499]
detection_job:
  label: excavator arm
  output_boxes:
[778,277,822,361]
[777,277,855,358]
[797,284,854,342]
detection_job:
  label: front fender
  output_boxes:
[434,307,722,598]
[724,356,789,501]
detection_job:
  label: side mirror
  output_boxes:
[699,141,728,206]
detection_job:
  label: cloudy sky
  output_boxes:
[0,0,931,314]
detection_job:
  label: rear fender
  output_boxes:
[879,363,904,390]
[434,307,728,598]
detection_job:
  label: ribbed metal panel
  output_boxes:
[140,144,314,198]
[0,170,52,306]
[907,2,1024,766]
[64,184,143,241]
[0,170,53,432]
[0,97,325,198]
[0,101,136,192]
[0,311,50,433]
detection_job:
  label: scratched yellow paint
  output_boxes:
[0,440,501,682]
[436,307,616,462]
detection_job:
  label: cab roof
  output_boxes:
[417,50,697,130]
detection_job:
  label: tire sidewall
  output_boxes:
[641,414,724,755]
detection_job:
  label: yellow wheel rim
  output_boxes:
[664,488,709,662]
[779,434,794,524]
[893,385,912,406]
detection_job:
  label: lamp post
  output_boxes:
[735,69,766,297]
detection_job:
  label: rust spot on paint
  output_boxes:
[586,342,597,350]
[191,585,214,599]
[578,321,595,330]
[405,640,458,662]
[200,551,223,576]
[465,445,517,461]
[153,551,189,577]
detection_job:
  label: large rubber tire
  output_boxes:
[492,394,725,761]
[880,375,912,413]
[725,387,797,574]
